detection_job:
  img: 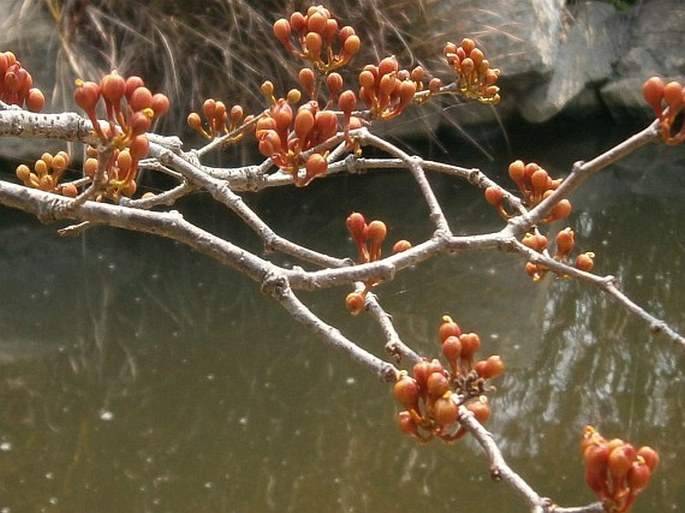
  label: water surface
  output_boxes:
[0,117,683,513]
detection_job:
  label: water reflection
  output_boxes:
[0,121,684,512]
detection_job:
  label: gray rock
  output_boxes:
[519,1,622,123]
[1,0,684,150]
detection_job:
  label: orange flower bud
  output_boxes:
[305,153,328,179]
[575,252,595,272]
[15,164,31,184]
[398,80,416,105]
[129,86,153,112]
[129,134,149,161]
[555,227,575,256]
[642,76,665,117]
[338,89,357,114]
[306,10,327,34]
[74,80,100,114]
[327,72,343,97]
[393,375,420,409]
[433,395,458,427]
[342,34,361,57]
[151,93,170,118]
[508,159,525,184]
[480,355,504,379]
[257,130,282,157]
[346,212,366,239]
[608,443,636,479]
[426,371,450,397]
[187,112,202,130]
[124,76,144,100]
[530,168,549,192]
[438,315,462,342]
[467,396,490,424]
[627,461,651,493]
[663,81,683,109]
[397,410,418,436]
[548,199,572,222]
[367,220,387,245]
[294,108,315,139]
[459,332,481,362]
[378,56,399,77]
[484,186,504,206]
[460,38,476,55]
[117,149,133,175]
[61,183,78,198]
[100,70,126,107]
[289,11,306,33]
[305,31,322,57]
[442,335,462,365]
[313,110,338,140]
[636,446,659,472]
[345,291,365,316]
[22,87,44,112]
[273,18,291,43]
[392,239,411,253]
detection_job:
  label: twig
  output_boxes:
[262,273,399,382]
[149,143,350,270]
[364,292,422,365]
[358,129,452,233]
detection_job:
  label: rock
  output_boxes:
[1,0,684,150]
[600,76,655,123]
[434,0,565,86]
[518,1,622,123]
[433,0,566,129]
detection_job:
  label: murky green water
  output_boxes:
[1,117,684,513]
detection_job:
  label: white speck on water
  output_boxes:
[48,497,58,505]
[45,472,54,480]
[0,442,12,452]
[239,417,248,426]
[100,410,114,421]
[345,377,356,385]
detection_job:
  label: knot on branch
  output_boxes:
[379,362,398,383]
[260,271,290,299]
[489,464,502,482]
[343,154,361,174]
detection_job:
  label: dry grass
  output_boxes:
[5,1,445,127]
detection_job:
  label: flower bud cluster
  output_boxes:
[15,151,77,197]
[81,145,139,200]
[187,98,248,141]
[344,212,411,315]
[485,161,595,282]
[443,38,500,105]
[256,87,338,187]
[393,315,503,443]
[73,71,169,199]
[485,160,571,222]
[581,425,659,513]
[522,227,595,282]
[508,160,571,219]
[0,51,44,112]
[642,76,685,145]
[357,56,419,120]
[273,5,361,74]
